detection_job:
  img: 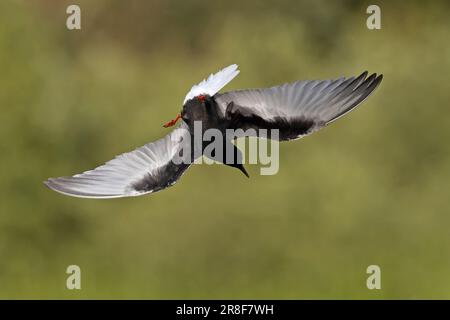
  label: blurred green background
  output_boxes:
[1,0,449,299]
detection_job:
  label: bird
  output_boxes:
[44,64,383,198]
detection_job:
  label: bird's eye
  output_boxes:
[197,95,206,102]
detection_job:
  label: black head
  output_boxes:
[181,94,213,128]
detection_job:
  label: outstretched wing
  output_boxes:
[215,71,383,141]
[44,122,193,198]
[183,64,240,104]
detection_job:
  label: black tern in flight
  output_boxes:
[44,64,382,198]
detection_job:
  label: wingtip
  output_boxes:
[43,178,62,195]
[362,71,384,87]
[43,178,59,193]
[43,178,51,189]
[369,73,383,88]
[365,71,384,83]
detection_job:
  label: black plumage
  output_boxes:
[44,65,382,198]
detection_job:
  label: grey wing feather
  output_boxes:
[44,122,192,198]
[215,71,382,140]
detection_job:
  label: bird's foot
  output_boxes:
[163,114,181,128]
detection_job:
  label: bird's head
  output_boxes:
[163,94,211,128]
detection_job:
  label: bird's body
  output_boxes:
[44,64,383,198]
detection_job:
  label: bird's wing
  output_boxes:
[183,64,240,104]
[215,71,383,141]
[44,122,193,198]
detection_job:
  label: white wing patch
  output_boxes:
[183,64,240,104]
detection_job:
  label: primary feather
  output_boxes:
[216,71,383,140]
